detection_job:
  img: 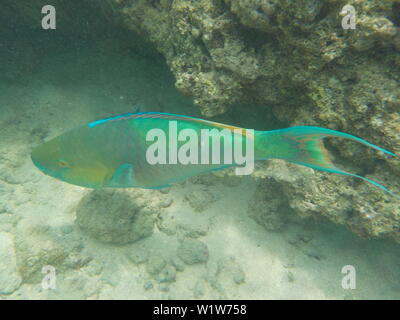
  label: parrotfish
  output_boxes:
[31,112,398,197]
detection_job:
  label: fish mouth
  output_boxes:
[31,151,53,177]
[31,156,47,175]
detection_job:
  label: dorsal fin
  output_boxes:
[88,112,253,138]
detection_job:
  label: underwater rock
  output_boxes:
[253,160,400,242]
[229,0,277,33]
[201,258,246,298]
[146,256,167,276]
[0,232,22,294]
[105,0,252,116]
[221,175,242,187]
[105,0,395,117]
[156,211,178,236]
[179,222,209,239]
[184,186,219,212]
[156,265,177,283]
[75,189,162,245]
[248,177,294,231]
[177,238,209,265]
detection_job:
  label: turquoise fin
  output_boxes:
[108,163,135,187]
[265,126,399,198]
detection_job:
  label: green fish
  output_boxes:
[31,112,398,197]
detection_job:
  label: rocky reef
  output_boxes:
[2,0,400,299]
[98,0,400,242]
[1,0,399,244]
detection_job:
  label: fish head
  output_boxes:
[31,127,113,188]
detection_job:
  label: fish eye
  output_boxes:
[57,160,70,168]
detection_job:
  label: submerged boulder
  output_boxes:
[75,189,169,245]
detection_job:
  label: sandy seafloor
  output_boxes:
[1,36,400,300]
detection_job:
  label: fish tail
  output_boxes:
[255,126,399,198]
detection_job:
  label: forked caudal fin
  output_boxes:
[259,126,399,198]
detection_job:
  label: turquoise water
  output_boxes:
[1,2,400,300]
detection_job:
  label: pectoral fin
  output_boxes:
[108,163,135,187]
